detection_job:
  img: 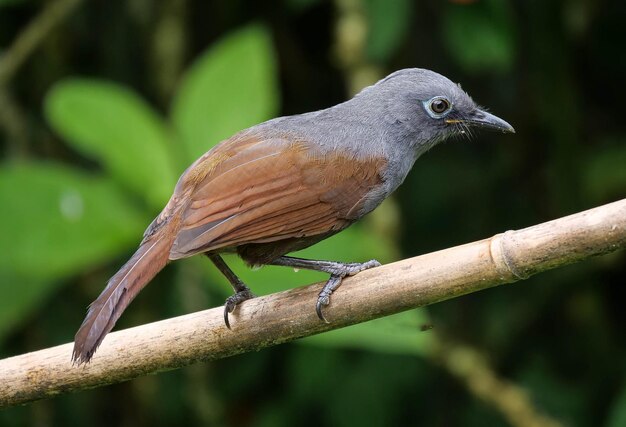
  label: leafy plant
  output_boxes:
[443,0,517,74]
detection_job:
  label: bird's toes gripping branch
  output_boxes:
[223,286,256,329]
[221,256,382,327]
[315,259,382,322]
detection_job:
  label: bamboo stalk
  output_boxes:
[1,198,624,408]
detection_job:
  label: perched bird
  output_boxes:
[72,68,514,364]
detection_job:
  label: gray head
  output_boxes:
[357,68,514,148]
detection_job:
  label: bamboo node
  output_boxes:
[490,230,529,280]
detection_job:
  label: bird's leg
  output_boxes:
[269,256,381,322]
[207,254,255,329]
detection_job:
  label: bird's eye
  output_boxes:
[424,96,452,118]
[431,98,450,114]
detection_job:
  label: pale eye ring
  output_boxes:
[424,96,452,118]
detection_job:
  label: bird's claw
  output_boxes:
[315,275,342,323]
[223,288,255,329]
[316,293,331,323]
[223,302,234,329]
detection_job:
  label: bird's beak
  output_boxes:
[447,109,515,133]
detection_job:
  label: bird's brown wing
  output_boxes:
[169,134,386,260]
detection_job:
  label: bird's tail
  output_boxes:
[72,233,173,364]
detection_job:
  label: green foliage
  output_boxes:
[0,274,52,344]
[364,0,413,63]
[45,80,178,208]
[583,137,626,203]
[516,358,587,425]
[0,0,25,7]
[302,309,433,356]
[0,163,146,343]
[171,25,278,161]
[0,163,145,279]
[608,382,626,427]
[443,0,516,74]
[285,0,320,12]
[276,345,427,426]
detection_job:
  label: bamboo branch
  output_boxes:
[1,198,624,408]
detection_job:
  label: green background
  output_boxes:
[0,0,625,426]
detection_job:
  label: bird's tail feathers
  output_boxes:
[72,234,172,364]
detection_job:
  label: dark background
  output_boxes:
[1,0,625,426]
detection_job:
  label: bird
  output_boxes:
[72,68,514,364]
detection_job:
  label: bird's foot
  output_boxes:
[223,286,256,329]
[328,259,381,277]
[316,259,381,322]
[268,256,382,322]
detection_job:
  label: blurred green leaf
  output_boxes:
[607,381,626,427]
[443,0,516,74]
[0,0,25,7]
[45,79,178,208]
[0,162,146,280]
[301,309,434,356]
[171,24,278,161]
[517,358,585,425]
[364,0,412,63]
[583,139,626,203]
[0,272,51,345]
[285,0,320,12]
[285,343,426,426]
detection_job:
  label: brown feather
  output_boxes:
[169,136,387,259]
[72,230,175,364]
